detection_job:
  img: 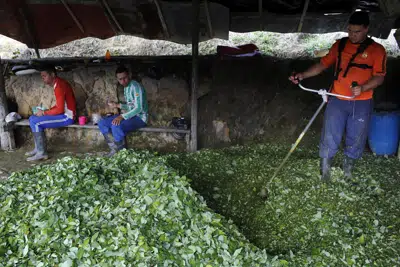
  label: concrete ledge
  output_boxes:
[14,119,190,134]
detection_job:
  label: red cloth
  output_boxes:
[217,44,260,56]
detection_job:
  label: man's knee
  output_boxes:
[111,125,125,140]
[111,124,123,132]
[98,118,105,127]
[29,115,39,130]
[29,115,38,124]
[98,118,111,130]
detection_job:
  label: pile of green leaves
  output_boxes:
[0,150,279,266]
[167,144,400,266]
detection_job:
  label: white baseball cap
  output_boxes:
[5,112,22,124]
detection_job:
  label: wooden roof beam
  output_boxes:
[258,0,263,31]
[100,0,124,33]
[204,0,214,38]
[60,0,85,34]
[18,4,40,58]
[153,0,170,38]
[297,0,310,32]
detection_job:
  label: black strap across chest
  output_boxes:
[334,37,374,80]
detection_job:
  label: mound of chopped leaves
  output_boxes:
[0,150,279,266]
[167,144,400,266]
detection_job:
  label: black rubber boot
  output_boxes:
[27,132,48,161]
[343,156,355,179]
[320,158,333,182]
[115,139,126,152]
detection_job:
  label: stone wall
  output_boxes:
[5,56,400,151]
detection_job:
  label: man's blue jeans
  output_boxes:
[319,97,373,159]
[98,115,146,142]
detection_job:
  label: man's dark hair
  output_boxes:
[39,64,57,75]
[349,11,370,27]
[115,65,129,75]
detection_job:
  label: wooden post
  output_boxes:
[0,58,16,151]
[190,0,200,152]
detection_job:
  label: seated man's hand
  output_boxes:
[107,101,119,109]
[36,109,45,116]
[112,115,124,126]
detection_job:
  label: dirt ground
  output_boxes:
[0,145,108,180]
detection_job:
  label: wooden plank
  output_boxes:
[14,119,190,134]
[190,0,200,152]
[0,58,16,151]
[2,55,216,65]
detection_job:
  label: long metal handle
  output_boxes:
[267,100,326,190]
[298,83,355,99]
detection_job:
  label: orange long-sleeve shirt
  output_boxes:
[44,77,76,119]
[320,38,387,100]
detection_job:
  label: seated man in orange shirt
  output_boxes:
[26,65,77,161]
[289,11,386,181]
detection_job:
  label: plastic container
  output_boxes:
[78,116,87,125]
[368,111,400,156]
[91,113,101,125]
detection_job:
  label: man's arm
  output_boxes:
[301,63,329,79]
[352,75,385,96]
[44,87,65,116]
[289,63,328,83]
[361,76,385,92]
[121,84,143,120]
[364,45,386,92]
[352,45,386,96]
[289,40,339,83]
[119,103,129,110]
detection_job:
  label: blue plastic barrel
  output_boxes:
[368,111,400,156]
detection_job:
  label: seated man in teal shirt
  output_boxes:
[98,65,148,156]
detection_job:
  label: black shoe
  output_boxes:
[343,156,355,179]
[320,158,332,182]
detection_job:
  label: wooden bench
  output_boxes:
[14,119,191,151]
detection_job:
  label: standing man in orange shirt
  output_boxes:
[26,65,77,161]
[289,11,387,181]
